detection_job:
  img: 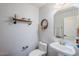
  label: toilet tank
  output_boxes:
[39,42,47,52]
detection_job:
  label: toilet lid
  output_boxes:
[29,49,46,56]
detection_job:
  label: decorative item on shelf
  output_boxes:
[12,14,32,25]
[41,19,48,30]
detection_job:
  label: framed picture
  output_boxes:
[41,19,48,30]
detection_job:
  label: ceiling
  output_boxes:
[30,3,46,8]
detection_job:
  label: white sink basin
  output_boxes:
[50,42,76,56]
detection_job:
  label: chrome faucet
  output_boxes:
[60,40,65,45]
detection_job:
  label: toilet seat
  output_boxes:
[29,49,46,56]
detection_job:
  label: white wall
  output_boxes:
[39,4,55,44]
[0,3,39,56]
[39,3,58,56]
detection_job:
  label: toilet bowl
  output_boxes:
[29,41,47,56]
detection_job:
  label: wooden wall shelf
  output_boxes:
[12,14,32,25]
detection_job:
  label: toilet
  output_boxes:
[29,41,47,56]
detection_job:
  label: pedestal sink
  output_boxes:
[50,42,76,56]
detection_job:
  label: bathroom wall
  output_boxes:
[0,3,39,56]
[39,3,58,56]
[39,3,55,43]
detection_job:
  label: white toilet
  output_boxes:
[29,41,47,56]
